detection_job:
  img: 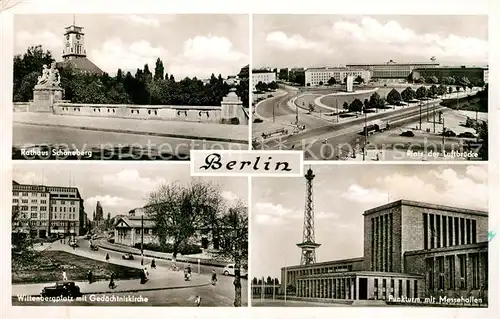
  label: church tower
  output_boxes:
[62,18,86,61]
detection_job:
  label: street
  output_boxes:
[13,124,245,160]
[12,237,247,306]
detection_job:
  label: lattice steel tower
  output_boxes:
[296,167,321,265]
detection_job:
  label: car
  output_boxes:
[122,253,134,260]
[90,244,99,251]
[400,131,415,137]
[222,264,248,278]
[41,281,82,298]
[69,240,78,248]
[442,130,456,137]
[458,132,476,139]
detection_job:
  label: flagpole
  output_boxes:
[284,266,287,303]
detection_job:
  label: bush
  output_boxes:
[133,243,202,255]
[229,117,240,125]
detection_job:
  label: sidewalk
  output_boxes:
[14,112,248,144]
[97,240,229,267]
[12,272,209,297]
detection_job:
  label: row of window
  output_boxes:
[51,206,77,213]
[423,213,477,250]
[13,192,49,197]
[20,212,77,220]
[427,253,487,290]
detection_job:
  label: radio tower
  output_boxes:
[296,167,321,265]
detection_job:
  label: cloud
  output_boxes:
[465,165,488,182]
[102,169,166,194]
[221,191,240,203]
[91,38,167,74]
[114,15,161,27]
[266,31,330,53]
[330,17,488,62]
[167,35,248,79]
[15,30,61,54]
[340,184,389,204]
[253,202,338,225]
[12,171,42,185]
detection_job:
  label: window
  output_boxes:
[430,214,435,249]
[31,206,37,211]
[390,279,394,294]
[13,192,19,196]
[426,258,434,290]
[22,192,28,196]
[22,199,28,203]
[442,215,447,247]
[13,199,18,203]
[447,256,455,289]
[414,280,418,298]
[471,254,480,289]
[460,218,465,245]
[436,215,441,248]
[423,213,428,249]
[40,206,47,211]
[31,199,38,203]
[136,229,141,235]
[466,219,471,244]
[398,280,403,298]
[374,279,378,299]
[471,220,477,244]
[406,280,411,297]
[459,254,467,289]
[41,200,46,204]
[31,213,37,219]
[61,201,65,205]
[437,257,445,289]
[454,217,459,245]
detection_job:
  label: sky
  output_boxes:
[251,164,488,279]
[14,14,249,79]
[12,163,248,219]
[253,15,488,69]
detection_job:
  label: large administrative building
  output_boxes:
[281,199,488,304]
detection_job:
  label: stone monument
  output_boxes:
[221,88,247,125]
[33,62,64,112]
[346,75,354,93]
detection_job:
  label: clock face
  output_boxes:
[76,34,81,40]
[66,43,70,47]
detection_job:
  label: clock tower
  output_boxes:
[62,22,86,61]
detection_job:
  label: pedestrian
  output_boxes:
[141,258,144,266]
[88,270,93,284]
[62,271,68,281]
[109,272,116,289]
[151,258,156,269]
[195,295,201,307]
[211,269,217,285]
[105,253,110,262]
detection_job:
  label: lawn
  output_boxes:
[12,251,142,284]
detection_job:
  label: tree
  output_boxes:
[369,92,383,109]
[274,278,279,284]
[278,68,289,81]
[255,81,265,92]
[327,77,336,85]
[349,98,363,113]
[355,75,364,84]
[478,122,488,160]
[13,45,55,101]
[448,86,453,94]
[266,276,273,284]
[154,58,164,81]
[428,76,439,84]
[318,81,324,86]
[343,101,349,111]
[215,202,248,307]
[252,277,258,284]
[386,88,402,105]
[401,87,416,102]
[437,84,447,96]
[416,86,427,99]
[428,85,438,97]
[145,180,225,260]
[268,81,278,91]
[364,99,369,110]
[12,204,36,267]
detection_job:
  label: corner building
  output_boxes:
[12,181,86,238]
[281,200,488,303]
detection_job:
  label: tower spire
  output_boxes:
[73,14,75,26]
[296,167,321,265]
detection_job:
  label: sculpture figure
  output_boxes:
[49,62,61,86]
[37,64,50,85]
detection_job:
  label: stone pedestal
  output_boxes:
[33,85,64,113]
[346,75,354,93]
[220,88,248,125]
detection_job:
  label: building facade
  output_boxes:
[280,200,488,304]
[12,180,85,238]
[304,67,371,87]
[411,67,488,86]
[346,62,439,79]
[252,70,276,91]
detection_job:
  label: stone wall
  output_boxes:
[13,102,31,112]
[52,103,223,123]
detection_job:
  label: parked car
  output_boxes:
[41,281,82,298]
[122,253,134,260]
[69,240,78,248]
[458,132,476,139]
[442,130,456,137]
[222,264,248,278]
[90,244,99,251]
[400,131,415,137]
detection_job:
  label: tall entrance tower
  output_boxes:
[62,17,86,61]
[296,167,321,265]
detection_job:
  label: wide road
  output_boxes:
[13,124,246,160]
[253,87,332,132]
[15,237,247,306]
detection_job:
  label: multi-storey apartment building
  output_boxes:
[304,67,371,86]
[252,69,277,91]
[12,181,86,238]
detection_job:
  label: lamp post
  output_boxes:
[419,102,422,130]
[141,214,144,256]
[442,117,446,156]
[363,107,367,161]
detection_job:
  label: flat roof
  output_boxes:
[347,63,439,67]
[282,257,364,270]
[363,200,488,217]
